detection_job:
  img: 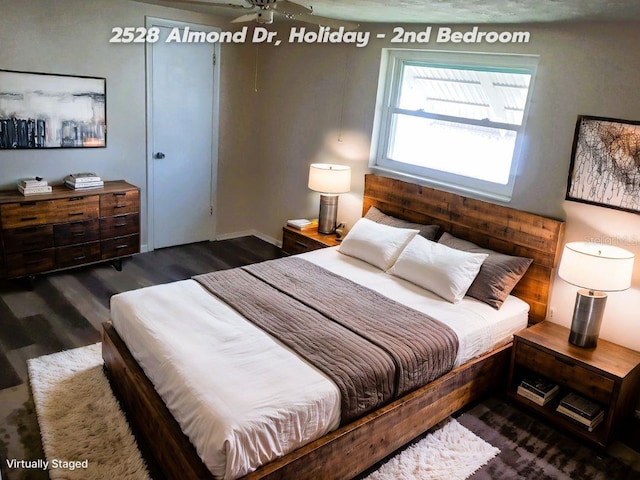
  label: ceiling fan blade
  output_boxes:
[232,10,274,24]
[231,12,260,22]
[293,13,359,31]
[272,0,312,16]
[171,0,253,9]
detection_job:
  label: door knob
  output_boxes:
[154,152,165,159]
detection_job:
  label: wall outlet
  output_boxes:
[549,307,555,319]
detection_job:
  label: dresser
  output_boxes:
[0,180,140,280]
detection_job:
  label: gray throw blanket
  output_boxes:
[194,257,458,423]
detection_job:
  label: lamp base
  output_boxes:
[568,289,607,348]
[318,194,339,234]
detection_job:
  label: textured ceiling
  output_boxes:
[136,0,640,23]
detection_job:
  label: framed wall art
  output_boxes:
[0,69,106,149]
[566,115,640,214]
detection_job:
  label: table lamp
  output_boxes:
[308,163,351,234]
[558,242,634,348]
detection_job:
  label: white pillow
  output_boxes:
[338,217,419,271]
[388,235,489,303]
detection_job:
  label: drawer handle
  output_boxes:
[22,241,42,247]
[294,241,309,248]
[114,204,127,209]
[115,244,129,249]
[24,259,43,266]
[72,255,86,261]
[69,197,83,201]
[68,212,84,217]
[72,232,86,237]
[554,356,574,366]
[21,216,38,222]
[114,223,127,228]
[113,192,126,196]
[19,201,37,206]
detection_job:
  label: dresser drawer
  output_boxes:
[54,219,100,246]
[101,234,139,259]
[51,195,99,223]
[515,342,615,404]
[100,190,140,217]
[6,249,56,277]
[100,213,140,239]
[1,200,56,228]
[3,225,54,253]
[56,242,101,268]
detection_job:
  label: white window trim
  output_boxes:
[369,49,539,202]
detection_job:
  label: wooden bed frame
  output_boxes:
[102,174,565,479]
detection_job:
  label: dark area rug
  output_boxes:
[458,396,640,480]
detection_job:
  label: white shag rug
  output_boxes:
[362,418,499,480]
[28,344,498,480]
[28,343,151,480]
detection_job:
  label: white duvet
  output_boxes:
[110,247,528,479]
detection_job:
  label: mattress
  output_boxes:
[110,247,528,479]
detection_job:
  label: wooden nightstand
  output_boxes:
[507,321,640,448]
[281,225,341,255]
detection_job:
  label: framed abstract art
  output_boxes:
[0,69,106,149]
[566,115,640,213]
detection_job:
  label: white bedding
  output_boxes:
[111,247,528,479]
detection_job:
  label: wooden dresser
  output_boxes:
[0,180,140,280]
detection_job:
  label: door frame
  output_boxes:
[145,16,221,252]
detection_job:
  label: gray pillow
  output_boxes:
[365,206,439,240]
[438,232,533,309]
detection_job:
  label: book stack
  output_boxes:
[287,219,318,230]
[64,173,104,190]
[17,177,52,196]
[556,392,604,432]
[516,375,560,406]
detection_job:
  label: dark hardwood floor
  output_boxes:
[0,236,284,480]
[0,236,283,392]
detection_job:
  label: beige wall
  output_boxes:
[231,21,640,351]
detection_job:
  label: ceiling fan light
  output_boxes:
[256,9,274,24]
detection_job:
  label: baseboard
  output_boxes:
[140,244,149,253]
[216,230,281,248]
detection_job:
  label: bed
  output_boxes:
[102,174,565,480]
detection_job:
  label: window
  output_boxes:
[370,49,539,201]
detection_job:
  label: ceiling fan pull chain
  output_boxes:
[254,43,260,93]
[337,47,350,143]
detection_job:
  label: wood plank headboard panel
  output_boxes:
[363,175,565,324]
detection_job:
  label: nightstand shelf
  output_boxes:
[281,225,340,255]
[507,322,640,449]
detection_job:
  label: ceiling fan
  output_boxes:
[172,0,360,30]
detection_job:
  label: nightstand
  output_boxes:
[507,321,640,448]
[281,225,341,255]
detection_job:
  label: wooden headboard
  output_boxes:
[363,175,565,324]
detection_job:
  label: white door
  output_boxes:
[147,18,220,249]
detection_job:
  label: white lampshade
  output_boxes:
[308,164,351,194]
[558,242,635,292]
